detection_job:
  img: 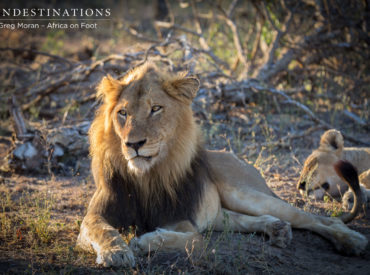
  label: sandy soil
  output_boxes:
[0,164,369,274]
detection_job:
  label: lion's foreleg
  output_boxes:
[129,223,202,254]
[214,208,292,248]
[77,213,135,267]
[219,186,368,255]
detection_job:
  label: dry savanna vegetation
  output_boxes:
[0,0,369,274]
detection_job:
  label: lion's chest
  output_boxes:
[101,170,206,235]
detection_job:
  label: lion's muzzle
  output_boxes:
[124,140,162,173]
[125,139,147,153]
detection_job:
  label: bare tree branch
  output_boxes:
[217,2,248,77]
[257,29,341,82]
[190,0,210,52]
[262,0,294,68]
[225,80,370,146]
[155,20,230,70]
[227,0,239,18]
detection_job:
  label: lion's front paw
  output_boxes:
[96,245,135,267]
[267,220,293,248]
[129,237,143,255]
[129,231,165,255]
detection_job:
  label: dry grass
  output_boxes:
[0,173,270,274]
[0,138,359,274]
[0,176,96,273]
[0,1,368,272]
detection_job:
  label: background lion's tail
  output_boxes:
[334,160,364,223]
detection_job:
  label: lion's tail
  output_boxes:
[334,160,364,223]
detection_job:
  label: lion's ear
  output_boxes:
[319,129,344,156]
[163,76,200,104]
[97,75,122,103]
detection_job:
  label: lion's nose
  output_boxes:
[126,139,147,152]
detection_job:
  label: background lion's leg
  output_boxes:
[219,185,367,255]
[359,169,370,189]
[343,184,370,210]
[214,208,292,248]
[77,214,135,267]
[129,224,202,254]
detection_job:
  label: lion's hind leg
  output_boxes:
[310,216,368,255]
[343,185,370,210]
[214,209,292,248]
[359,169,370,189]
[219,186,368,255]
[343,169,370,210]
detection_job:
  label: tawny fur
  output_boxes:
[298,129,370,208]
[77,64,368,268]
[89,63,200,202]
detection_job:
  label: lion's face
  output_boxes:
[297,129,346,199]
[298,151,345,199]
[96,64,200,175]
[112,77,180,173]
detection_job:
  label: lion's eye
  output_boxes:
[118,109,127,117]
[151,105,162,114]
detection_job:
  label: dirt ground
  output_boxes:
[0,54,369,274]
[1,149,369,274]
[0,1,369,273]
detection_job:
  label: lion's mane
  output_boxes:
[87,64,214,234]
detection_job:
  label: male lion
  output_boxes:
[298,129,370,209]
[77,63,367,267]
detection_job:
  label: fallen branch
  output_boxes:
[0,47,74,66]
[10,96,33,140]
[240,126,325,155]
[21,54,133,111]
[226,80,370,146]
[343,110,368,128]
